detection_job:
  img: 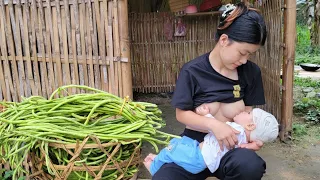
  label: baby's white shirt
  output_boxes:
[201,114,247,173]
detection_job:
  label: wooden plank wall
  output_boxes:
[0,0,131,102]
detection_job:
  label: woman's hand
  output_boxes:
[209,120,240,151]
[239,140,263,151]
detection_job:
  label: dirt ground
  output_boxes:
[133,93,320,180]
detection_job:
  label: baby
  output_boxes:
[143,105,279,175]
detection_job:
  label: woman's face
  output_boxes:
[218,34,261,70]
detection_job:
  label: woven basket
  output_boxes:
[29,136,141,180]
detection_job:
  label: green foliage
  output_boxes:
[293,77,320,123]
[292,123,308,137]
[295,25,320,65]
[294,97,320,124]
[292,123,320,141]
[295,54,320,65]
[296,0,309,26]
[306,109,320,123]
[296,25,311,55]
[294,77,320,88]
[294,97,311,113]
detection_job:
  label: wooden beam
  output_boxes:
[2,0,103,7]
[280,0,296,141]
[0,55,128,65]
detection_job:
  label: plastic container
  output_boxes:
[185,5,198,14]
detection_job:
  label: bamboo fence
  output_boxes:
[254,0,283,121]
[0,0,132,102]
[129,12,219,93]
[129,1,283,120]
[0,0,289,132]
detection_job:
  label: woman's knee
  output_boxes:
[152,163,189,180]
[152,163,210,180]
[221,148,266,179]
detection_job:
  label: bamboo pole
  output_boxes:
[101,0,109,92]
[94,0,107,92]
[23,0,35,97]
[30,0,41,96]
[35,0,49,98]
[6,1,20,101]
[15,0,27,98]
[280,0,296,141]
[45,0,56,95]
[107,1,116,95]
[71,0,80,94]
[146,13,150,93]
[0,28,7,101]
[0,0,15,101]
[61,4,72,94]
[87,0,95,88]
[79,0,88,89]
[63,0,73,94]
[92,0,101,90]
[52,3,64,90]
[118,0,132,98]
[112,0,120,97]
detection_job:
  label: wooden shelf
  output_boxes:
[175,11,222,17]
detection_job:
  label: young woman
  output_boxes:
[152,3,268,180]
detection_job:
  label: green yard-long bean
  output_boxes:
[0,85,179,180]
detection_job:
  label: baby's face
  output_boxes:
[233,111,254,126]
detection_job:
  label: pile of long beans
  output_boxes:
[0,85,178,179]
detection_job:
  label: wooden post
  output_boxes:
[312,0,320,46]
[118,0,133,99]
[280,0,296,141]
[241,0,249,5]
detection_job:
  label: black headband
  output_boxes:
[217,13,263,44]
[216,3,266,45]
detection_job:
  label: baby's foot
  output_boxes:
[143,153,157,174]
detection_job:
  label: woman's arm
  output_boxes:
[176,108,240,150]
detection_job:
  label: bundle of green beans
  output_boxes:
[0,85,179,179]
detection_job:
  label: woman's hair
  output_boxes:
[216,2,267,46]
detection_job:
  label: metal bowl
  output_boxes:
[300,63,320,72]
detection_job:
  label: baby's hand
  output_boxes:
[239,140,263,151]
[195,104,210,116]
